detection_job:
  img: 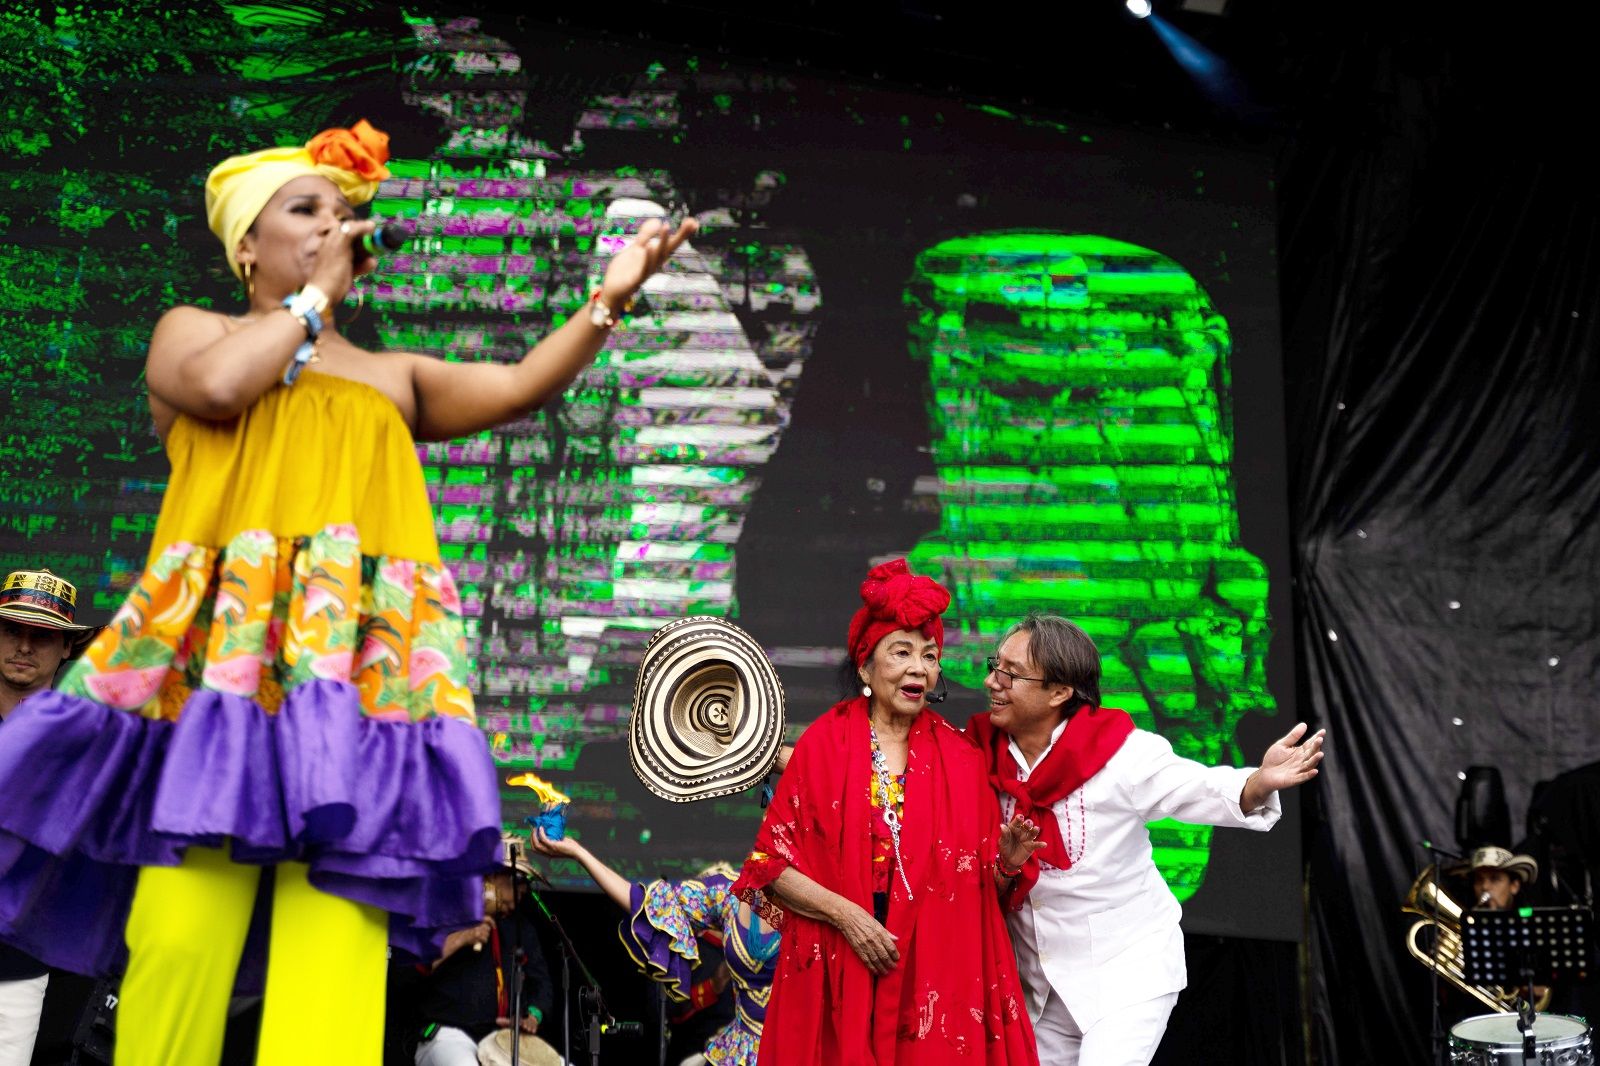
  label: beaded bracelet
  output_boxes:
[281,286,329,386]
[587,288,636,330]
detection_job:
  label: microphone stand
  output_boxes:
[525,877,612,1066]
[507,842,526,1066]
[1516,976,1537,1064]
[658,987,668,1066]
[1430,857,1446,1066]
[1418,840,1463,1066]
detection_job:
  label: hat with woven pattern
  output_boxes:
[629,616,785,803]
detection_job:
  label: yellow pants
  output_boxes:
[115,846,387,1066]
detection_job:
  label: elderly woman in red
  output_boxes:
[733,560,1041,1065]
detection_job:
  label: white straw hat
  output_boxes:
[629,616,786,802]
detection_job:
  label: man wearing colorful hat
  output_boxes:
[1467,845,1538,910]
[0,569,96,722]
[0,569,95,1066]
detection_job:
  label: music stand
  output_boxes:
[1462,906,1593,1061]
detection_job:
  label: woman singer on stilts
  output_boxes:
[0,120,694,1064]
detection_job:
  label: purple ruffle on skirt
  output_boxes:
[0,681,500,975]
[620,883,694,999]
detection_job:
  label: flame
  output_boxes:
[506,771,570,809]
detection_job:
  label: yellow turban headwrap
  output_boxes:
[204,119,392,280]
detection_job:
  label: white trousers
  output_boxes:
[1033,989,1178,1066]
[0,974,48,1066]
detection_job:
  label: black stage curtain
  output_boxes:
[1155,935,1304,1066]
[1278,14,1600,1065]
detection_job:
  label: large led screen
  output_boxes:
[0,2,1300,940]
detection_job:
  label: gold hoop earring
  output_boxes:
[242,261,254,301]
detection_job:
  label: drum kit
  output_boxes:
[1448,1012,1591,1065]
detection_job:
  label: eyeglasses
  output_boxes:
[986,657,1046,688]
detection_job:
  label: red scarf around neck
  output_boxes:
[967,706,1135,901]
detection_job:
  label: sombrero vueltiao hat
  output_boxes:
[1465,845,1539,886]
[0,569,100,655]
[629,616,786,803]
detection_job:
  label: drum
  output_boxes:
[476,1027,565,1066]
[1449,1013,1593,1065]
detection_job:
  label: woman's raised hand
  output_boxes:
[596,216,699,309]
[528,825,584,861]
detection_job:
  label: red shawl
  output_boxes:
[966,707,1135,904]
[733,698,1037,1066]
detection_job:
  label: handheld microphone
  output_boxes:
[358,221,408,257]
[1475,890,1494,907]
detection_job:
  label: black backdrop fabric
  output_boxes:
[1278,15,1600,1064]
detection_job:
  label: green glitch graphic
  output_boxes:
[370,15,821,785]
[904,233,1276,902]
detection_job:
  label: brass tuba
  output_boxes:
[1403,864,1549,1013]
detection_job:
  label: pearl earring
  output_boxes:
[861,685,872,698]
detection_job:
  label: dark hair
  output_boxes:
[1004,612,1100,712]
[837,656,863,701]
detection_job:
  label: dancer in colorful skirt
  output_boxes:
[531,827,777,1066]
[0,119,694,1065]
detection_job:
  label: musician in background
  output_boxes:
[1467,846,1537,911]
[0,569,97,1066]
[1464,844,1560,1016]
[530,826,775,1066]
[411,837,555,1066]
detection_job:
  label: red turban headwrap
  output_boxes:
[845,559,951,667]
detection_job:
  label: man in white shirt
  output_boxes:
[967,612,1324,1066]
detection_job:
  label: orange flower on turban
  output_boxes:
[306,119,391,183]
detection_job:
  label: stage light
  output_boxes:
[1455,765,1512,851]
[1146,14,1244,108]
[1149,17,1224,80]
[1126,0,1154,18]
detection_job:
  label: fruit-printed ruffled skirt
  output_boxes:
[0,524,500,975]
